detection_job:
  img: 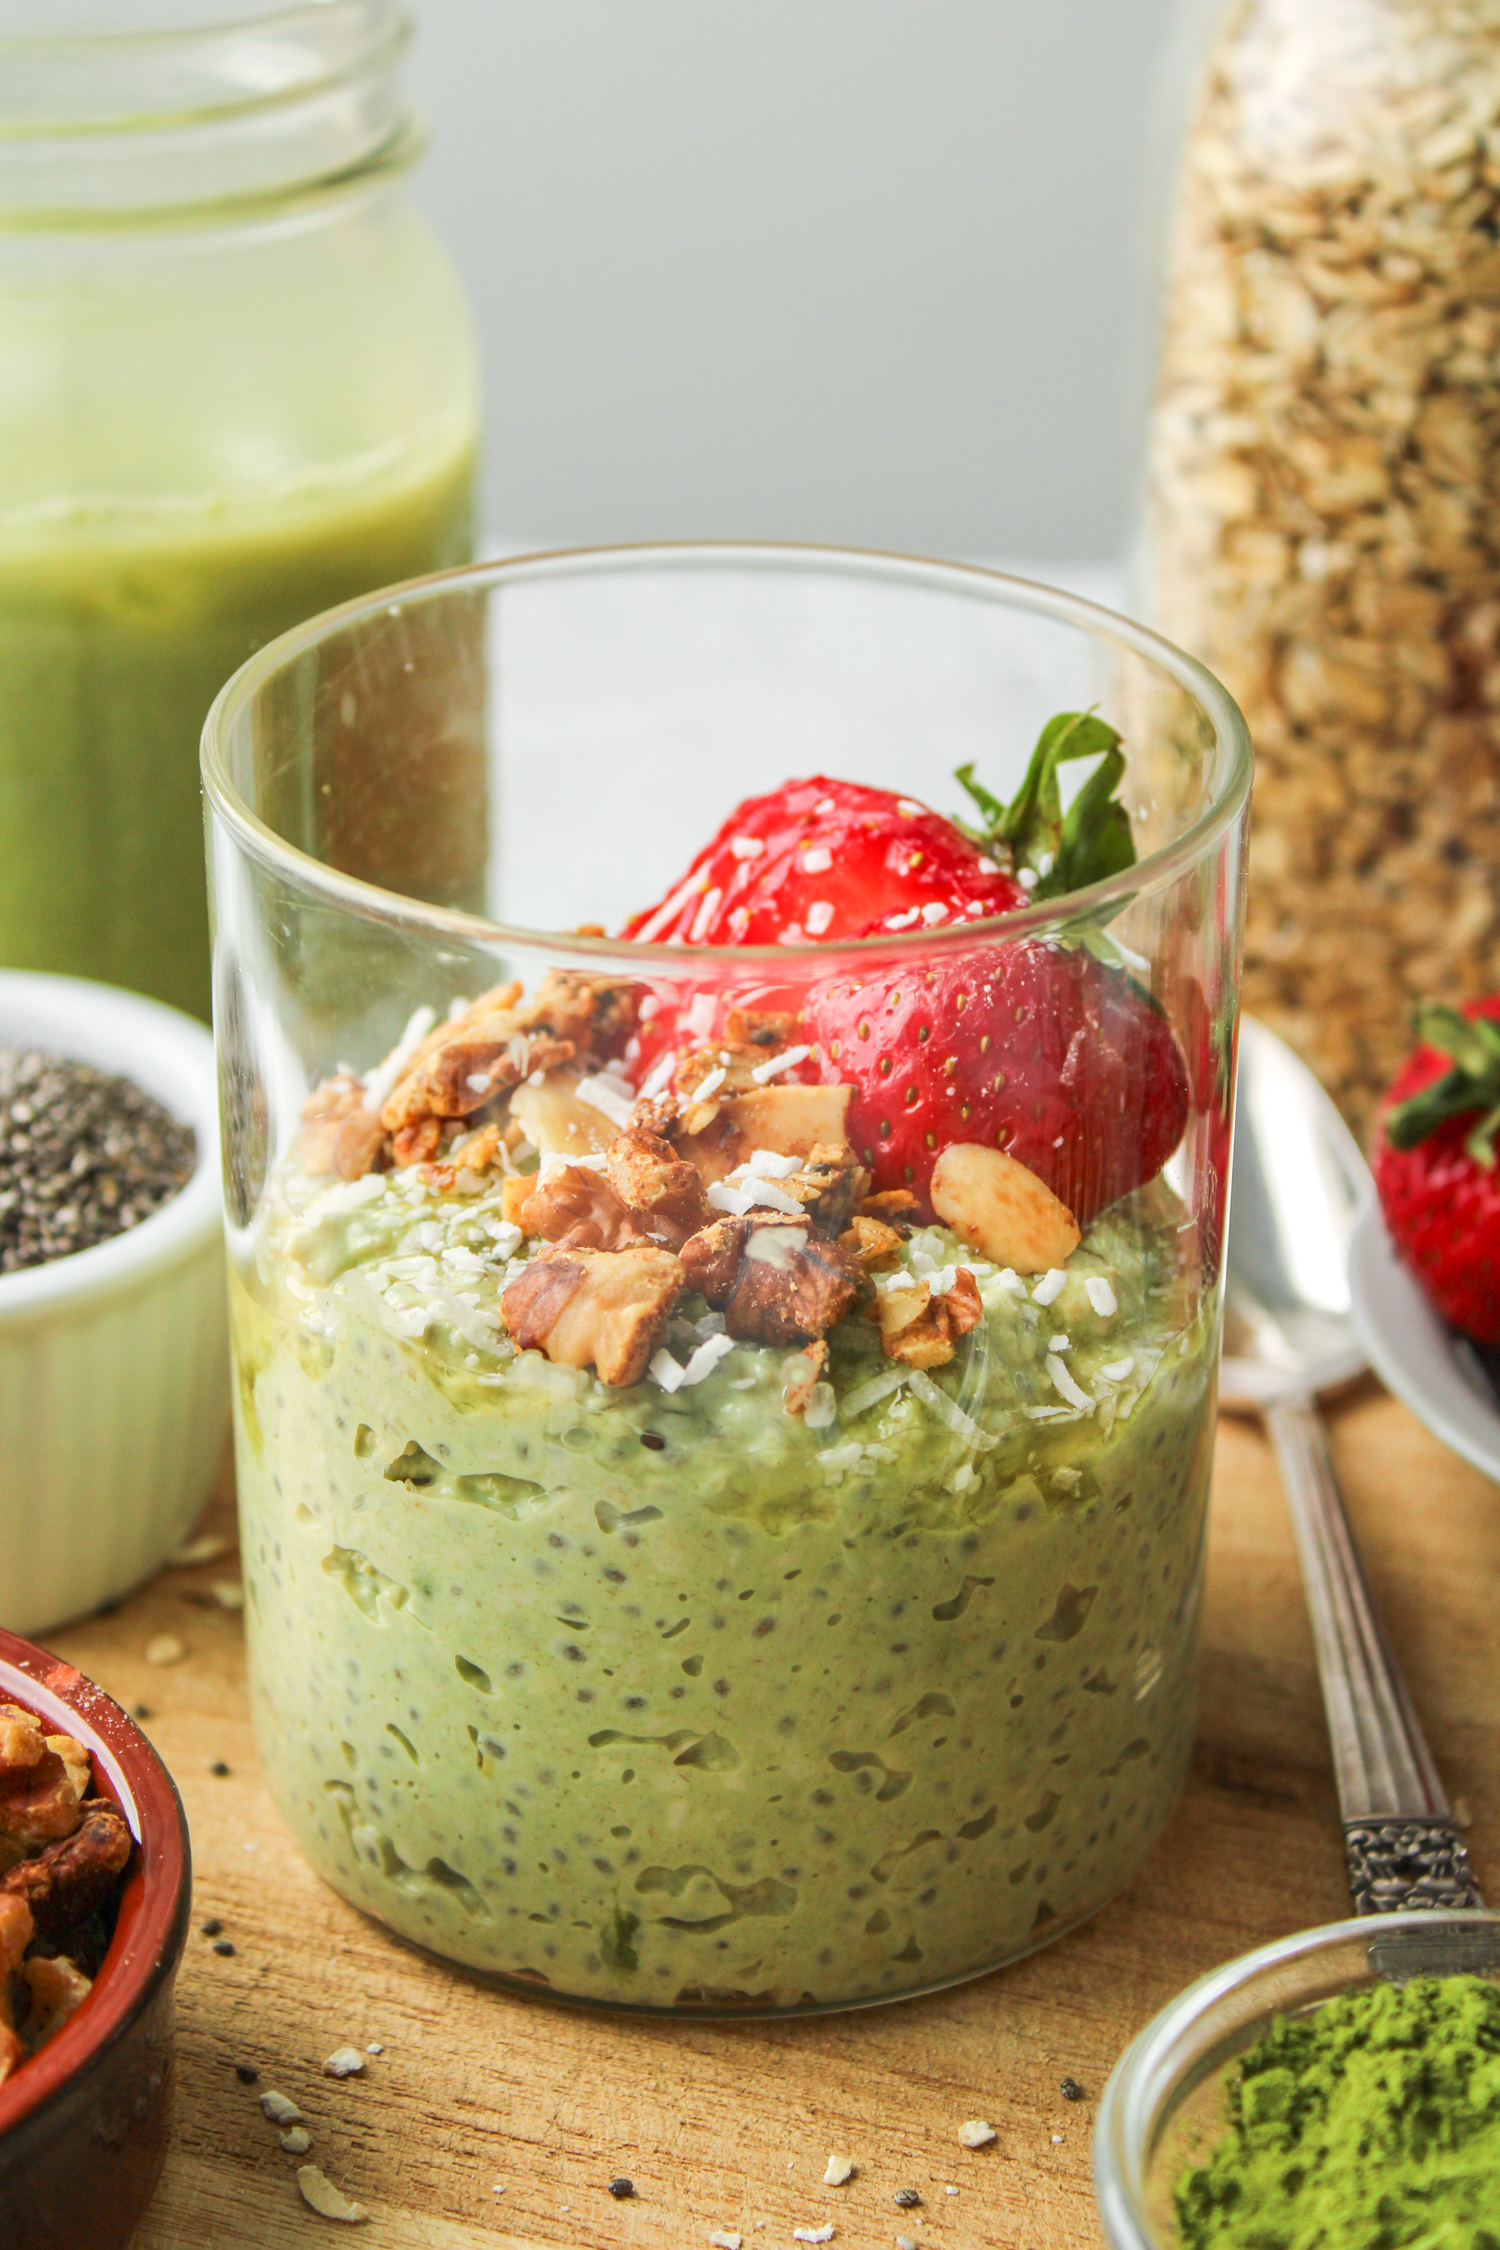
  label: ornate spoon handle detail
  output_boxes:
[1264,1393,1482,1914]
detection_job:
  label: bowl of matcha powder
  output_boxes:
[1094,1909,1500,2249]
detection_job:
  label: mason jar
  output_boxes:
[1147,0,1500,1132]
[0,1,478,1018]
[204,547,1250,2015]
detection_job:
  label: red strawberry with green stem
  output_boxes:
[1373,999,1500,1343]
[623,709,1186,1223]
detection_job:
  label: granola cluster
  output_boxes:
[1148,0,1500,1131]
[297,977,1059,1404]
[0,1702,133,2086]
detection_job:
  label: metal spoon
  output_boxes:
[1221,1017,1481,1916]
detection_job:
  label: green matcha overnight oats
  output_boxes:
[205,552,1251,2015]
[234,1094,1216,2008]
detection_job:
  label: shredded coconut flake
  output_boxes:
[958,2119,997,2148]
[800,845,833,874]
[689,885,724,943]
[260,2091,303,2125]
[684,991,718,1038]
[638,1048,677,1100]
[728,835,765,859]
[323,2046,366,2078]
[1085,1275,1118,1317]
[805,900,834,935]
[1047,1356,1094,1412]
[921,902,948,925]
[794,2231,835,2245]
[681,1333,736,1386]
[908,1368,996,1449]
[1099,1356,1135,1380]
[576,1074,635,1127]
[708,1177,803,1219]
[749,1043,812,1084]
[824,2156,856,2186]
[361,1004,437,1114]
[649,1349,686,1393]
[739,1148,803,1179]
[692,1066,728,1103]
[1032,1267,1067,1306]
[710,2234,743,2250]
[897,798,925,817]
[632,869,708,944]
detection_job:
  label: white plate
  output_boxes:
[1348,1200,1500,1484]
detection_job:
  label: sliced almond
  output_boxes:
[509,1069,617,1162]
[930,1144,1080,1274]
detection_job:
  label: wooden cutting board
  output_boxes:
[51,1383,1500,2250]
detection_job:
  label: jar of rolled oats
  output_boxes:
[1146,0,1500,1131]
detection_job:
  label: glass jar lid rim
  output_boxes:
[0,0,413,219]
[201,540,1256,966]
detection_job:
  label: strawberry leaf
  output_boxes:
[954,709,1136,900]
[1384,1003,1500,1161]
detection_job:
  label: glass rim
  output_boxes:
[1091,1907,1500,2248]
[200,539,1256,968]
[0,0,413,225]
[0,2,408,109]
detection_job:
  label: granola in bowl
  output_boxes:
[0,1700,133,2086]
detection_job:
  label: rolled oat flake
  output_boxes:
[0,1050,193,1271]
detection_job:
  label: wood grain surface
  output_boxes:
[50,1384,1500,2250]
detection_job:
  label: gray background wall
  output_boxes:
[406,1,1200,563]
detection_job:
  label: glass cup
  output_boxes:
[1093,1909,1500,2246]
[202,545,1251,2015]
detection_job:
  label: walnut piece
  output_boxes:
[500,1244,684,1386]
[0,1705,46,1773]
[930,1143,1080,1274]
[0,1891,32,2088]
[839,1215,906,1271]
[877,1268,984,1370]
[723,1007,797,1049]
[0,1798,133,1940]
[421,1121,506,1190]
[681,1216,862,1345]
[514,970,638,1062]
[518,1164,641,1252]
[781,1142,870,1232]
[0,1741,87,1850]
[22,1954,92,2047]
[381,1031,574,1135]
[604,1131,713,1247]
[296,1075,367,1175]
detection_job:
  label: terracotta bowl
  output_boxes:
[0,1629,191,2250]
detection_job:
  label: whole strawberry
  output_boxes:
[1373,999,1500,1343]
[806,939,1189,1227]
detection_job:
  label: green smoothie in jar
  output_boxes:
[0,9,478,1017]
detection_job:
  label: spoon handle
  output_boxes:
[1264,1392,1482,1913]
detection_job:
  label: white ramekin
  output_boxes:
[0,973,228,1637]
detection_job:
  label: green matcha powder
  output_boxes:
[1176,1976,1500,2250]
